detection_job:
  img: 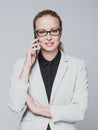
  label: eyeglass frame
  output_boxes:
[34,28,62,37]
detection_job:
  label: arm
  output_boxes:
[8,59,29,113]
[26,93,52,118]
[8,40,40,113]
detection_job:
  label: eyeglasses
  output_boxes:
[34,28,61,37]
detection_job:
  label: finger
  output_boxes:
[31,47,40,55]
[27,39,41,55]
[32,43,40,48]
[30,38,39,45]
[28,43,40,52]
[31,48,36,55]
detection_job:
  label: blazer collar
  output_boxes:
[50,50,69,104]
[29,59,49,105]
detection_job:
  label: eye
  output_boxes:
[51,29,61,35]
[38,30,46,34]
[52,29,58,32]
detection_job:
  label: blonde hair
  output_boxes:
[59,42,64,51]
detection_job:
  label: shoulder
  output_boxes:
[12,57,26,72]
[14,57,26,65]
[61,51,87,68]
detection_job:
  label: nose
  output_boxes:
[46,33,52,41]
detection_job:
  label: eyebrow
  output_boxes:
[36,27,60,31]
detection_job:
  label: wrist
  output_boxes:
[23,62,31,71]
[19,63,31,84]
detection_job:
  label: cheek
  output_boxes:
[38,38,45,44]
[55,36,61,43]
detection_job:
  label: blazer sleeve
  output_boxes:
[8,59,29,113]
[50,60,89,123]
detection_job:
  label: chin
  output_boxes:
[41,47,58,53]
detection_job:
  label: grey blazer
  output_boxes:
[8,51,88,130]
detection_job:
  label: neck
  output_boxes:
[41,49,59,61]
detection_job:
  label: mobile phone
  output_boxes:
[34,32,37,39]
[32,33,41,54]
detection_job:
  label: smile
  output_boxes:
[45,42,54,47]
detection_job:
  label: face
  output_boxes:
[35,15,62,53]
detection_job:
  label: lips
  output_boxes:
[45,42,54,47]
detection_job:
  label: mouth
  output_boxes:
[45,42,54,47]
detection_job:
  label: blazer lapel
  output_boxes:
[50,51,69,104]
[29,59,49,105]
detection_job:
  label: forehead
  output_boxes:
[35,15,60,30]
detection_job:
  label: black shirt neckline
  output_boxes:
[38,50,61,67]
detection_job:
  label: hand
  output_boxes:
[25,39,41,69]
[19,39,41,84]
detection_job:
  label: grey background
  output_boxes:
[0,0,98,130]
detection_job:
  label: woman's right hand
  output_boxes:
[25,39,40,69]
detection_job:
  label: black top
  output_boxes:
[38,50,61,130]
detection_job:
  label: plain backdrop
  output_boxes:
[0,0,98,130]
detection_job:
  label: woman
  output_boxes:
[8,10,88,130]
